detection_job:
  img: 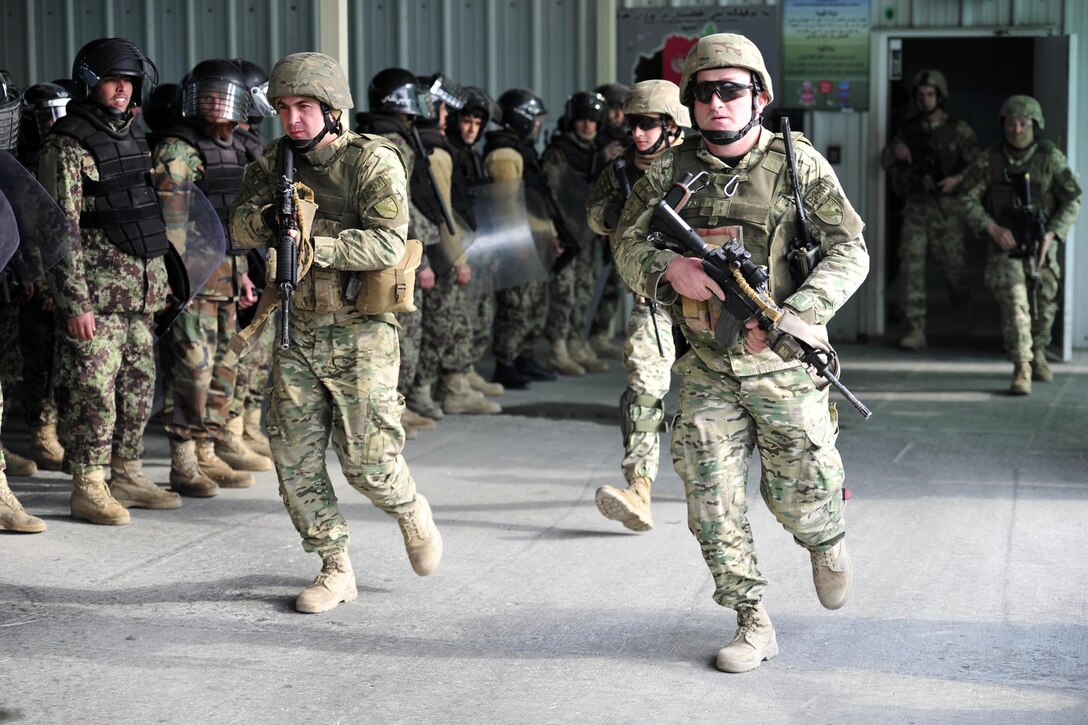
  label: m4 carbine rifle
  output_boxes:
[274,140,299,350]
[649,171,872,419]
[1007,170,1048,320]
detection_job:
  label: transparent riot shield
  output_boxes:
[425,209,477,278]
[0,150,80,285]
[550,163,597,250]
[465,179,547,293]
[154,178,228,337]
[0,189,17,273]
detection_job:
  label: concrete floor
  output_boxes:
[2,336,1086,724]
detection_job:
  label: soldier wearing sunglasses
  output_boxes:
[613,34,869,673]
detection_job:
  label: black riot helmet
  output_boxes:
[497,88,547,138]
[594,83,630,110]
[459,86,499,127]
[0,71,21,151]
[231,58,274,123]
[71,38,158,110]
[19,82,71,144]
[181,58,251,124]
[564,91,606,124]
[368,67,431,118]
[142,83,183,134]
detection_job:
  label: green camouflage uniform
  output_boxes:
[614,129,868,609]
[961,140,1082,361]
[587,147,675,486]
[230,130,421,556]
[881,114,979,332]
[38,109,168,475]
[153,136,245,443]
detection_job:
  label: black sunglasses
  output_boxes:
[625,115,664,131]
[692,80,754,104]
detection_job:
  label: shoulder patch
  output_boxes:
[806,178,844,226]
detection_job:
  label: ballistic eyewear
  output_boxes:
[692,80,754,104]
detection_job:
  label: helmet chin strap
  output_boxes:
[291,103,341,153]
[636,116,682,157]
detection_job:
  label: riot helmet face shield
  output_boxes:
[497,89,547,140]
[230,59,274,123]
[181,60,252,125]
[19,83,71,143]
[0,72,22,151]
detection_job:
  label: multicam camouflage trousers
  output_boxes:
[492,279,548,363]
[164,297,238,441]
[985,243,1061,362]
[621,297,674,485]
[231,309,275,418]
[898,196,971,330]
[266,310,417,557]
[671,354,846,610]
[54,312,157,474]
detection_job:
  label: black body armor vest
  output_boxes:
[547,133,600,183]
[51,103,168,259]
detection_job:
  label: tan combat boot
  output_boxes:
[899,327,927,350]
[1031,348,1053,382]
[29,423,65,471]
[595,477,653,532]
[71,469,130,526]
[589,332,623,359]
[402,407,436,431]
[406,384,445,420]
[295,552,358,613]
[547,338,586,377]
[810,539,853,610]
[215,416,273,471]
[0,472,47,533]
[109,454,182,510]
[169,440,220,498]
[242,406,273,458]
[465,368,504,397]
[568,337,608,373]
[196,440,254,488]
[2,446,37,477]
[440,373,501,415]
[716,604,778,673]
[1009,362,1032,396]
[398,494,443,576]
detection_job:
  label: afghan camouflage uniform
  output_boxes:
[961,140,1082,361]
[881,114,978,333]
[153,135,245,443]
[230,131,420,556]
[587,146,675,487]
[38,108,169,475]
[614,129,868,609]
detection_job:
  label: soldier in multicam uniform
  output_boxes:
[229,52,442,613]
[586,79,688,533]
[960,95,1082,395]
[355,69,443,434]
[614,34,867,673]
[39,38,182,524]
[483,88,560,389]
[154,59,267,499]
[881,70,979,350]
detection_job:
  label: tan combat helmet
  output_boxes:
[999,94,1045,129]
[268,52,353,110]
[679,33,774,107]
[623,79,690,128]
[911,69,949,101]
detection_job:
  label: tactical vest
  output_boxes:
[547,133,600,182]
[900,116,968,183]
[234,127,264,165]
[50,103,168,259]
[165,123,250,254]
[484,130,549,197]
[983,142,1054,232]
[286,132,395,314]
[450,138,489,186]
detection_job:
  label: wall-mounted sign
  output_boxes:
[782,0,870,111]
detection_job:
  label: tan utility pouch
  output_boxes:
[354,239,423,315]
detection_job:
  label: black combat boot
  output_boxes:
[516,355,559,382]
[492,360,531,390]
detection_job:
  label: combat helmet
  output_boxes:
[0,71,20,151]
[268,52,352,152]
[497,88,547,139]
[911,69,949,102]
[231,58,275,123]
[623,79,689,156]
[71,38,158,110]
[181,59,251,124]
[999,94,1045,130]
[368,67,430,118]
[19,82,71,145]
[679,33,772,145]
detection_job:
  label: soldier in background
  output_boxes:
[614,33,867,673]
[154,59,267,498]
[39,38,181,524]
[881,70,979,350]
[594,82,631,163]
[230,52,442,613]
[960,95,1082,395]
[586,79,688,533]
